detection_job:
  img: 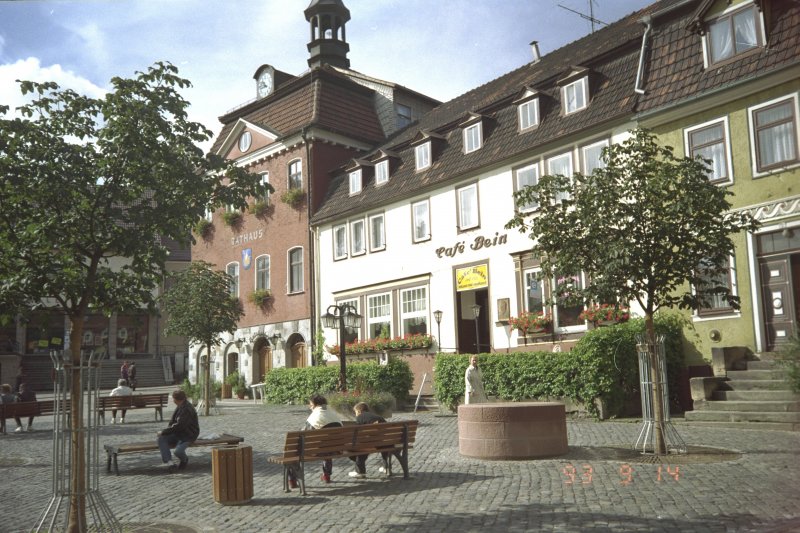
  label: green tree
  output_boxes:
[506,129,759,455]
[0,62,261,531]
[161,261,244,415]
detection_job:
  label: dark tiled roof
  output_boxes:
[210,66,385,155]
[637,0,800,113]
[312,1,675,224]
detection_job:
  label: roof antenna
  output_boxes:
[558,1,607,33]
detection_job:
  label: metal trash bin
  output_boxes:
[212,445,253,505]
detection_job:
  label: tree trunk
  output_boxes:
[204,342,211,416]
[67,317,86,532]
[645,314,667,455]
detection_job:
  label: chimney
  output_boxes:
[530,40,541,63]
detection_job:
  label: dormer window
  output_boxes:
[415,142,431,170]
[463,123,482,154]
[518,98,539,131]
[562,77,588,114]
[349,169,362,195]
[706,4,761,66]
[375,159,389,185]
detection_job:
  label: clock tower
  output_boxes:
[254,65,274,99]
[304,0,351,69]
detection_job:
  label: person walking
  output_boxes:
[464,356,488,404]
[156,390,200,473]
[120,360,130,386]
[109,379,133,424]
[128,362,137,391]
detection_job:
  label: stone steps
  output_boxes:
[687,352,799,431]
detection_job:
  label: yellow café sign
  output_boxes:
[456,264,488,292]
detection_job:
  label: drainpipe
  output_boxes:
[634,16,652,95]
[301,126,317,365]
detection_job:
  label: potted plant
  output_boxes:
[222,210,244,228]
[508,311,552,336]
[248,199,271,218]
[232,374,249,400]
[579,304,630,326]
[248,289,272,308]
[193,218,213,240]
[280,188,305,208]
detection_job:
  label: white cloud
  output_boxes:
[0,58,106,117]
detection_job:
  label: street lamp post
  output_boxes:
[433,310,443,352]
[322,303,363,392]
[471,304,481,353]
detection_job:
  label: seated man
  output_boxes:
[347,402,401,478]
[156,390,199,473]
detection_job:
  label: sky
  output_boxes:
[0,0,654,152]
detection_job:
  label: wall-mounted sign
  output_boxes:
[456,264,488,291]
[436,232,508,258]
[231,228,265,247]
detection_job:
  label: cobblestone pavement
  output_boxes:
[2,390,799,533]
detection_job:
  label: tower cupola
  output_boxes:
[304,0,351,69]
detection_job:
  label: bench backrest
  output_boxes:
[280,420,418,463]
[98,393,167,409]
[1,400,71,418]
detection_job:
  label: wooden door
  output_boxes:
[760,255,796,351]
[291,342,306,368]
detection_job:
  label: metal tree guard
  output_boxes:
[633,334,686,455]
[34,349,121,533]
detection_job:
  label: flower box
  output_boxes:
[508,311,552,337]
[579,304,630,326]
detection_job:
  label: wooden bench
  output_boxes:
[104,434,244,475]
[268,420,418,495]
[96,393,168,424]
[0,400,71,433]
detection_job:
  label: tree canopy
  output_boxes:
[505,128,759,319]
[0,62,262,322]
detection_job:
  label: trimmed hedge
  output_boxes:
[434,314,685,418]
[262,358,413,406]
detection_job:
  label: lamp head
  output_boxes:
[434,310,443,324]
[471,304,480,318]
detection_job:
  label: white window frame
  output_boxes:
[255,254,270,291]
[463,123,482,154]
[412,199,431,243]
[396,103,412,129]
[581,139,609,176]
[369,213,385,252]
[204,207,213,222]
[518,98,539,131]
[288,247,304,293]
[333,224,348,260]
[748,93,800,176]
[547,152,574,203]
[523,268,546,315]
[238,131,252,153]
[226,262,240,298]
[457,183,479,230]
[350,219,366,256]
[288,159,303,190]
[349,169,362,195]
[375,159,389,185]
[562,77,588,114]
[367,292,392,339]
[259,171,270,203]
[694,255,739,320]
[684,117,733,185]
[338,297,361,344]
[514,161,540,213]
[553,272,587,333]
[400,286,428,337]
[415,142,431,171]
[703,3,763,68]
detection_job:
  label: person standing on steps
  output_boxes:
[120,360,130,387]
[128,362,137,391]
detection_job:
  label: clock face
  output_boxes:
[257,71,273,98]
